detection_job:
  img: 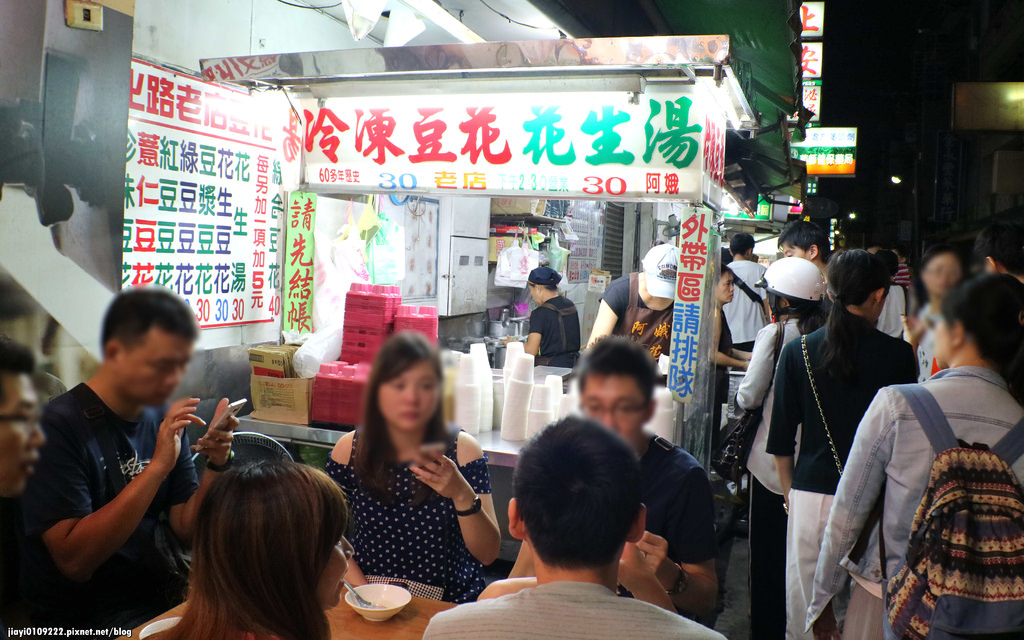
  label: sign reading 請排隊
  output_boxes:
[792,127,857,176]
[668,207,713,403]
[123,59,294,329]
[300,86,726,208]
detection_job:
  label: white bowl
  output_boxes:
[344,584,412,622]
[139,616,182,638]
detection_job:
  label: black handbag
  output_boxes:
[711,323,786,484]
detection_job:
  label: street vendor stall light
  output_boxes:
[400,0,485,44]
[891,175,902,184]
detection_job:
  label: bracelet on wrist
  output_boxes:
[205,449,235,472]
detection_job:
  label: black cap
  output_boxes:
[528,266,562,287]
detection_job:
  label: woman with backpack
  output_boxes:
[735,257,827,640]
[767,250,918,640]
[807,274,1024,640]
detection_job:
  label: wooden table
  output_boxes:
[123,596,455,639]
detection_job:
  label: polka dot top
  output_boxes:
[325,430,492,603]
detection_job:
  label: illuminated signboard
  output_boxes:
[801,2,825,38]
[793,127,857,176]
[300,87,727,208]
[801,42,824,78]
[803,80,821,121]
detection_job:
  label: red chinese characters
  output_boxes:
[304,108,350,164]
[409,108,457,163]
[355,108,405,165]
[459,107,512,165]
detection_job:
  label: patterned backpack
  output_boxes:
[885,385,1024,640]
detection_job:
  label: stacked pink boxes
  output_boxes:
[394,305,439,345]
[311,361,371,426]
[342,284,401,364]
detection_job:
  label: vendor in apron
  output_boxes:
[586,244,678,361]
[524,267,581,368]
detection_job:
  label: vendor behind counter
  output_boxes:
[524,267,580,368]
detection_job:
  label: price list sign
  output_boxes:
[668,208,712,403]
[122,59,291,328]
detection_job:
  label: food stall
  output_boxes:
[199,35,756,497]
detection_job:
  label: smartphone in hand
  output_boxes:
[208,398,247,432]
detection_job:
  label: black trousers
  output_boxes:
[748,475,788,640]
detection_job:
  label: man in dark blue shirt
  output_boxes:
[500,337,718,617]
[20,288,239,630]
[0,337,46,640]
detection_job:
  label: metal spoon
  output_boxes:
[344,580,384,609]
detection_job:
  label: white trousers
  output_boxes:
[785,489,834,640]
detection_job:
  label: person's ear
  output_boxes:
[103,339,120,363]
[949,321,968,351]
[986,257,1008,274]
[508,498,527,541]
[808,245,820,262]
[626,504,648,543]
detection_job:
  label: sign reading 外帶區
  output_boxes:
[668,207,713,403]
[123,59,297,329]
[300,86,726,208]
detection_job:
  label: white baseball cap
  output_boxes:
[642,244,679,299]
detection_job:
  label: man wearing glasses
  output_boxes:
[0,336,46,639]
[498,337,718,618]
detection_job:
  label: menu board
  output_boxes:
[122,59,294,329]
[565,201,604,283]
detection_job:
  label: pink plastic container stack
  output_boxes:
[394,305,440,345]
[342,284,401,364]
[311,361,371,426]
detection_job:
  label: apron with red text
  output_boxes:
[620,272,673,360]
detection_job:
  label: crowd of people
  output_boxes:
[0,218,1023,640]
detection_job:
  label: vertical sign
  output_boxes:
[933,132,962,223]
[285,192,316,334]
[803,80,822,121]
[124,59,289,329]
[800,2,826,38]
[668,207,712,403]
[801,42,824,78]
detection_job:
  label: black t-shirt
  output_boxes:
[528,296,581,367]
[602,275,649,335]
[19,385,198,625]
[641,436,718,565]
[766,326,917,494]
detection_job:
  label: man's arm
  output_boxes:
[586,301,619,347]
[637,531,717,615]
[42,398,201,582]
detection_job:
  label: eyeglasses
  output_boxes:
[581,404,648,422]
[0,410,42,434]
[336,536,355,560]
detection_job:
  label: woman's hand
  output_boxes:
[410,449,476,509]
[812,600,840,640]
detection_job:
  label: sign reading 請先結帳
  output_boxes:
[299,86,726,209]
[123,59,294,329]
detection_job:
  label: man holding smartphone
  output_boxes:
[19,288,239,630]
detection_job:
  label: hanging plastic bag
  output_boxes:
[368,210,405,285]
[547,235,570,276]
[494,239,539,288]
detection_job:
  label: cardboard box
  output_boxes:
[248,345,298,378]
[250,375,311,425]
[490,198,546,216]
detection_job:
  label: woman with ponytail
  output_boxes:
[807,274,1024,640]
[766,250,917,640]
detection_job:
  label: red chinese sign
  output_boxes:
[668,207,712,403]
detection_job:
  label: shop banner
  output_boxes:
[123,59,292,329]
[285,192,317,334]
[793,127,857,176]
[668,207,712,403]
[300,86,725,206]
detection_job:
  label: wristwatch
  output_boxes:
[667,565,689,595]
[205,450,235,472]
[455,495,483,517]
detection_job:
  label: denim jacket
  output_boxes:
[805,366,1024,631]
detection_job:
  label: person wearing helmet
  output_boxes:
[734,257,827,640]
[587,244,678,361]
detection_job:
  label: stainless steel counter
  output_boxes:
[237,416,526,467]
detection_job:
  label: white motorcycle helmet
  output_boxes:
[762,257,826,302]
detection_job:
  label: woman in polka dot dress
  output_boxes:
[327,332,501,603]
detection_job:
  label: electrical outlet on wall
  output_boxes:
[65,0,104,31]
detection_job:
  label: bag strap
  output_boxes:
[754,321,788,408]
[894,384,959,454]
[731,271,763,306]
[69,384,128,496]
[992,415,1024,464]
[800,336,844,477]
[541,301,569,351]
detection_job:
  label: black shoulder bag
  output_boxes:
[69,384,191,603]
[711,322,787,484]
